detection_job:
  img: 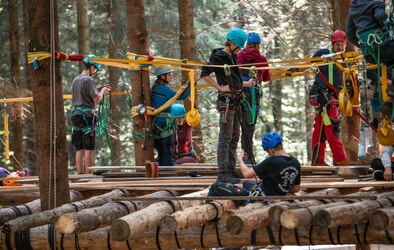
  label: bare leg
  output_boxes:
[84,150,94,174]
[75,150,85,174]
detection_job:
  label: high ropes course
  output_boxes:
[1,50,393,160]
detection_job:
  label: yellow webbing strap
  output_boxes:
[131,84,188,117]
[4,114,9,160]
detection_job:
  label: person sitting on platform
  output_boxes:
[207,132,301,206]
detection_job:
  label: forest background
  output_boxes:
[0,0,369,178]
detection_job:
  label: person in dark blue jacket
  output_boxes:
[346,0,394,119]
[201,28,255,184]
[151,65,190,166]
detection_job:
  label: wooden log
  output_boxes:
[369,207,394,230]
[221,202,265,225]
[2,220,394,249]
[315,196,394,228]
[110,189,208,241]
[279,190,379,229]
[55,190,177,234]
[160,199,236,232]
[0,190,84,226]
[2,189,127,234]
[280,201,350,229]
[224,188,342,235]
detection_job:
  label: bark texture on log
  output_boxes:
[0,190,84,226]
[369,207,394,230]
[315,197,394,228]
[3,222,394,249]
[56,190,176,234]
[110,189,207,241]
[280,201,350,229]
[2,189,127,233]
[160,200,236,232]
[221,202,265,225]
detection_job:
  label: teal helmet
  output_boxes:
[226,28,247,48]
[155,65,174,77]
[83,55,101,71]
[170,104,186,118]
[262,132,283,151]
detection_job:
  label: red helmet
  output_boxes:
[331,30,347,42]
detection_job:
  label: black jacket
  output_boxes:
[200,48,243,91]
[346,0,388,47]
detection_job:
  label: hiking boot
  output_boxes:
[372,170,384,181]
[231,171,244,179]
[217,172,240,184]
[313,162,330,166]
[334,159,357,166]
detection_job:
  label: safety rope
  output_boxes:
[97,93,112,152]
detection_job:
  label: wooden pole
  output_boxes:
[55,190,177,234]
[3,222,394,249]
[2,189,127,234]
[315,196,394,228]
[369,207,394,230]
[280,201,349,229]
[0,190,83,226]
[110,189,208,241]
[160,200,236,232]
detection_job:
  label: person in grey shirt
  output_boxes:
[70,55,111,174]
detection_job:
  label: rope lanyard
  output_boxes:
[316,70,377,132]
[97,93,113,152]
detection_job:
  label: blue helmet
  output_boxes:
[226,28,247,48]
[170,104,186,118]
[247,32,261,44]
[262,132,283,151]
[83,55,101,71]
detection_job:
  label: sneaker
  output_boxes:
[231,171,244,179]
[217,172,240,184]
[313,162,330,166]
[333,159,357,166]
[372,170,384,181]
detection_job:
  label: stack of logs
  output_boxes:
[1,187,394,249]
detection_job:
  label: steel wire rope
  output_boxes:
[245,0,302,60]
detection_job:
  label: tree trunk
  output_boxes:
[27,0,70,209]
[107,0,125,166]
[160,199,236,232]
[8,0,24,168]
[125,0,153,165]
[2,189,127,234]
[178,0,205,162]
[76,0,89,71]
[55,190,177,234]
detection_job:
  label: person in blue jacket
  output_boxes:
[151,65,191,166]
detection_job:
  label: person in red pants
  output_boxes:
[290,30,356,166]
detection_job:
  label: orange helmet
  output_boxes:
[331,30,347,42]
